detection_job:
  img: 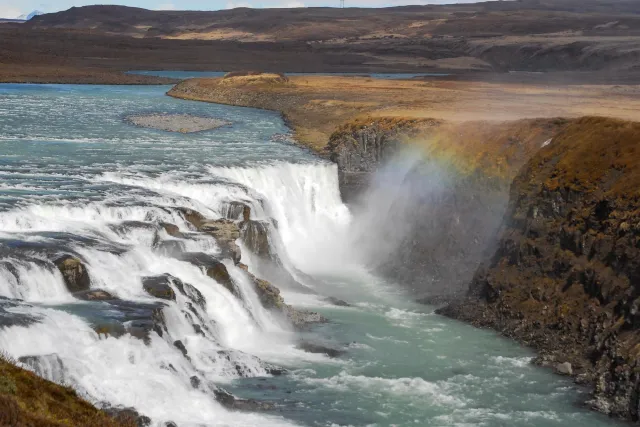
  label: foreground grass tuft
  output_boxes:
[0,353,135,427]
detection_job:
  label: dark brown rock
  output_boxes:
[54,255,91,293]
[438,118,640,421]
[73,289,117,301]
[142,275,177,301]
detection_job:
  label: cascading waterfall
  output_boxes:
[0,157,353,426]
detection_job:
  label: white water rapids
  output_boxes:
[0,161,352,426]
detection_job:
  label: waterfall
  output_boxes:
[0,160,353,426]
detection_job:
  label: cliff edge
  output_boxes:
[439,117,640,420]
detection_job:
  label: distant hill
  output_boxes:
[18,10,44,21]
[26,1,640,41]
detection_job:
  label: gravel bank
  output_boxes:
[125,113,231,133]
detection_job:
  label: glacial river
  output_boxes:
[0,84,623,426]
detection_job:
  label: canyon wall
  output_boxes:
[440,117,640,420]
[327,117,565,299]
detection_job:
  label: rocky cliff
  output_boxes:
[439,117,640,420]
[328,117,566,298]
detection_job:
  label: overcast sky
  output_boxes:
[1,0,483,18]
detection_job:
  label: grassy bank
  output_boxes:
[0,355,134,427]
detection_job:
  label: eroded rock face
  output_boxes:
[53,255,91,293]
[222,201,251,222]
[240,220,273,259]
[142,274,177,301]
[178,208,241,264]
[439,118,640,421]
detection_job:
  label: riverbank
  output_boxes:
[168,73,640,153]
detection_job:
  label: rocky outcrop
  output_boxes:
[176,207,324,327]
[240,220,273,259]
[54,255,91,293]
[74,289,117,301]
[439,117,640,421]
[178,208,241,264]
[237,263,326,328]
[327,117,440,202]
[142,275,177,301]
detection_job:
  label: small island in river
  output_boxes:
[125,113,231,133]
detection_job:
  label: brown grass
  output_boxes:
[0,354,135,427]
[169,74,640,153]
[526,117,640,197]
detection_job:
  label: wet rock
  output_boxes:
[296,341,344,358]
[215,350,284,377]
[190,376,201,389]
[324,296,351,307]
[172,277,206,309]
[206,262,237,295]
[173,340,188,357]
[556,362,573,375]
[18,354,66,380]
[160,222,182,238]
[177,253,240,296]
[94,323,126,338]
[223,201,251,222]
[283,306,328,329]
[213,388,274,412]
[54,255,90,293]
[142,275,177,301]
[240,220,273,259]
[73,289,117,301]
[178,208,241,263]
[0,298,38,328]
[200,220,241,264]
[89,300,168,342]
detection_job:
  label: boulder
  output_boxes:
[73,289,117,301]
[177,253,240,296]
[90,300,168,343]
[142,275,177,301]
[556,362,573,375]
[296,342,344,358]
[54,255,90,293]
[324,296,351,307]
[173,340,188,357]
[206,262,238,296]
[213,388,274,412]
[283,305,327,329]
[160,222,182,238]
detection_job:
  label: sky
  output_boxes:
[0,0,483,19]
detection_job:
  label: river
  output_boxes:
[0,83,623,426]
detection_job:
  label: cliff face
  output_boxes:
[328,117,566,298]
[440,117,640,420]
